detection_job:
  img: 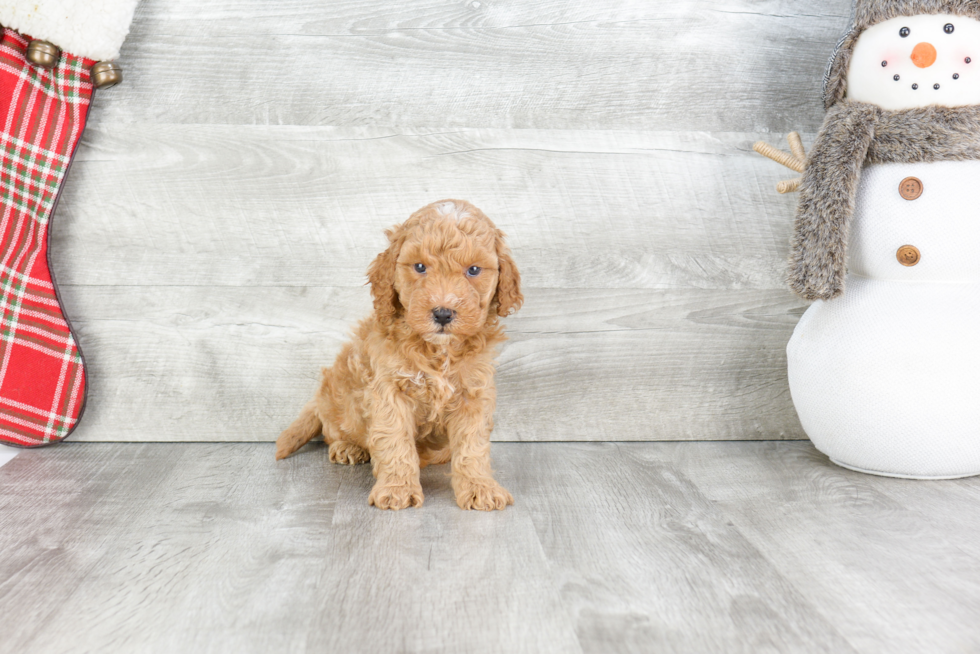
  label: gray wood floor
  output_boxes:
[2,442,978,653]
[51,0,857,442]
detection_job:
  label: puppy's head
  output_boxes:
[367,200,522,342]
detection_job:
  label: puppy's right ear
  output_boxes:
[367,228,404,326]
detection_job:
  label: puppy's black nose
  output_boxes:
[432,307,454,326]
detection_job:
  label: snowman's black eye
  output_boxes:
[900,27,910,37]
[934,83,941,89]
[912,83,919,89]
[945,23,955,34]
[894,74,901,81]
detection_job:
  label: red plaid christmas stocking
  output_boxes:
[0,28,94,446]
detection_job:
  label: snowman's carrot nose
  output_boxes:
[911,42,937,68]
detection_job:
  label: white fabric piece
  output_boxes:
[848,15,980,110]
[0,0,139,61]
[789,277,980,478]
[850,161,980,282]
[0,443,18,469]
[791,161,980,478]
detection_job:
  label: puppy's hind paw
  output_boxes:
[455,481,513,511]
[328,441,370,465]
[369,481,424,510]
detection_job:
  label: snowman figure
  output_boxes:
[756,0,980,478]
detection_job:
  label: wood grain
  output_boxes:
[516,443,857,653]
[97,0,851,132]
[0,444,344,653]
[0,444,185,648]
[305,452,581,653]
[45,0,850,442]
[673,442,980,653]
[5,442,978,652]
[56,125,805,290]
[60,286,806,442]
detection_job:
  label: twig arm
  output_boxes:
[787,132,806,160]
[753,141,805,174]
[754,133,808,194]
[777,178,803,194]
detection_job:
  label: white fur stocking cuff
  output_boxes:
[0,0,139,61]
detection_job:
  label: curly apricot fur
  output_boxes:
[276,200,522,511]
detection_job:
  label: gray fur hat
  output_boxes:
[823,0,980,107]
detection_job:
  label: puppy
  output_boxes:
[275,200,523,511]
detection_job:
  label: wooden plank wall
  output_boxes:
[55,0,853,442]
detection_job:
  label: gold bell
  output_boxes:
[26,40,60,68]
[90,61,123,89]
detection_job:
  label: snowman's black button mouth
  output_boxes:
[912,83,919,90]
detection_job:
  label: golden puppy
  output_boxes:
[275,200,523,511]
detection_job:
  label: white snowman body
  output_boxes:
[788,14,980,478]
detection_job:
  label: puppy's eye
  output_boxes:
[900,27,910,37]
[414,263,426,274]
[466,266,482,277]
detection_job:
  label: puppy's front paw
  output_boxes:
[328,441,370,465]
[369,480,424,510]
[454,480,513,511]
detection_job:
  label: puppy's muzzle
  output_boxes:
[431,307,455,327]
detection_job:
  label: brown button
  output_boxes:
[897,245,921,266]
[26,40,60,69]
[899,177,923,200]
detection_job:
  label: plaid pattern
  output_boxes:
[0,28,93,446]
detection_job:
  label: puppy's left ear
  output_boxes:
[494,231,523,317]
